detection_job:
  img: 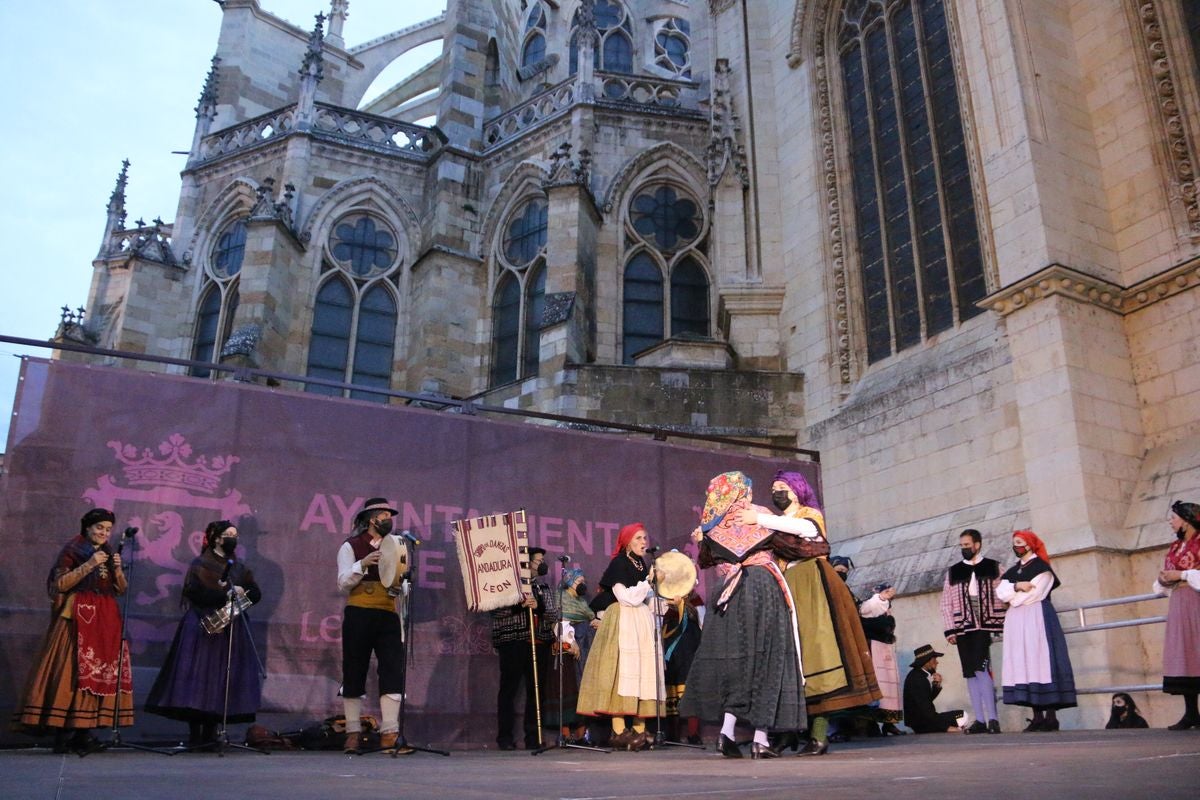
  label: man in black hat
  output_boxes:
[335,497,412,755]
[902,644,964,733]
[490,546,556,750]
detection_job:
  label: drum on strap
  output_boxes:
[379,534,410,594]
[655,550,697,600]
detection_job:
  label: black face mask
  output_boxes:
[576,583,588,597]
[835,570,848,583]
[536,562,548,577]
[221,537,237,555]
[771,491,793,511]
[375,518,394,535]
[1175,527,1186,541]
[960,547,976,561]
[1013,545,1029,558]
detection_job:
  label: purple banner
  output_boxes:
[0,358,819,746]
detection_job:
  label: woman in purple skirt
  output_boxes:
[1154,501,1200,730]
[145,520,263,746]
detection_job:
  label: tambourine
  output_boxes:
[379,534,410,591]
[655,550,697,600]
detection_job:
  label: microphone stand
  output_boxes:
[361,538,448,757]
[208,580,267,756]
[82,530,173,757]
[533,559,608,756]
[649,550,702,751]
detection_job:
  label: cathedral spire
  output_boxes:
[195,55,221,120]
[98,160,130,258]
[297,12,326,128]
[326,0,348,49]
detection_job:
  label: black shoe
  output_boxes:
[497,740,516,751]
[1040,718,1059,732]
[1167,715,1200,731]
[750,742,781,759]
[1022,718,1043,732]
[52,731,70,754]
[797,738,828,756]
[881,723,907,736]
[964,720,988,734]
[68,731,101,755]
[987,719,1001,734]
[718,733,742,758]
[686,734,703,746]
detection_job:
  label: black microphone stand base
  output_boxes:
[531,735,610,755]
[356,734,449,757]
[82,730,175,757]
[650,730,705,750]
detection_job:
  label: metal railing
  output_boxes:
[1058,591,1168,695]
[0,333,819,461]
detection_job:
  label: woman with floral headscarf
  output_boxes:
[751,470,881,755]
[996,530,1076,731]
[1154,500,1200,729]
[576,523,662,750]
[680,472,806,759]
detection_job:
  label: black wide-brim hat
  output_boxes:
[910,643,945,668]
[355,497,398,525]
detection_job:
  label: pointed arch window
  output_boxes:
[837,0,986,364]
[522,4,548,68]
[570,1,634,75]
[491,197,550,386]
[305,211,404,401]
[191,285,222,378]
[654,18,692,79]
[621,182,709,363]
[192,217,247,376]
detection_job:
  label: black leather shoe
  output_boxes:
[1167,715,1200,730]
[718,733,742,758]
[1022,718,1043,732]
[987,719,1001,734]
[796,738,828,756]
[881,723,907,736]
[497,741,516,751]
[1040,718,1059,732]
[750,742,781,759]
[964,720,988,734]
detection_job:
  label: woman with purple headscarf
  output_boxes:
[750,470,881,755]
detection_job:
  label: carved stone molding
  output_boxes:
[978,260,1200,317]
[707,59,749,189]
[1133,0,1200,240]
[709,0,740,16]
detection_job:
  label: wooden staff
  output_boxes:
[528,604,543,746]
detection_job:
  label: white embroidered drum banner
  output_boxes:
[453,510,529,613]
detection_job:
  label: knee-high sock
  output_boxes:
[720,712,737,739]
[967,672,997,722]
[811,716,829,743]
[343,696,363,733]
[379,693,401,734]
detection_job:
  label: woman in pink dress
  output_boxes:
[1154,501,1200,730]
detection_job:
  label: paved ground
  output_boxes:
[1,729,1196,800]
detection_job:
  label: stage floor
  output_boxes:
[1,728,1195,799]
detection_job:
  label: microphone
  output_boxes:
[646,546,660,554]
[557,555,570,564]
[396,529,422,547]
[123,526,139,538]
[219,558,235,586]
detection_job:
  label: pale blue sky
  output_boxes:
[0,0,446,449]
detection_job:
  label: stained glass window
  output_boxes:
[622,253,664,363]
[306,277,354,395]
[671,257,709,337]
[839,0,985,363]
[212,219,247,278]
[491,272,521,385]
[331,216,397,277]
[631,186,700,252]
[503,200,548,265]
[191,285,222,378]
[522,265,546,377]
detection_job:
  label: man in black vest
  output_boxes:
[902,644,963,733]
[335,497,412,754]
[490,547,555,750]
[940,528,1006,733]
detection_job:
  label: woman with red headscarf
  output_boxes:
[575,523,663,750]
[1154,500,1200,729]
[995,530,1076,731]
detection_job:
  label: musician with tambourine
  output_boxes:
[333,497,413,755]
[13,508,134,754]
[145,520,263,747]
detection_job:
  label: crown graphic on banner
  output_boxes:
[106,434,238,495]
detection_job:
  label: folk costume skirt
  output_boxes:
[679,566,805,731]
[1001,599,1076,709]
[1162,585,1200,694]
[576,603,659,719]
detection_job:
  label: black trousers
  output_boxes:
[495,640,550,747]
[955,630,992,678]
[342,605,405,697]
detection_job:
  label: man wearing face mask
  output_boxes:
[335,497,412,754]
[146,519,263,747]
[490,546,555,750]
[939,529,1006,734]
